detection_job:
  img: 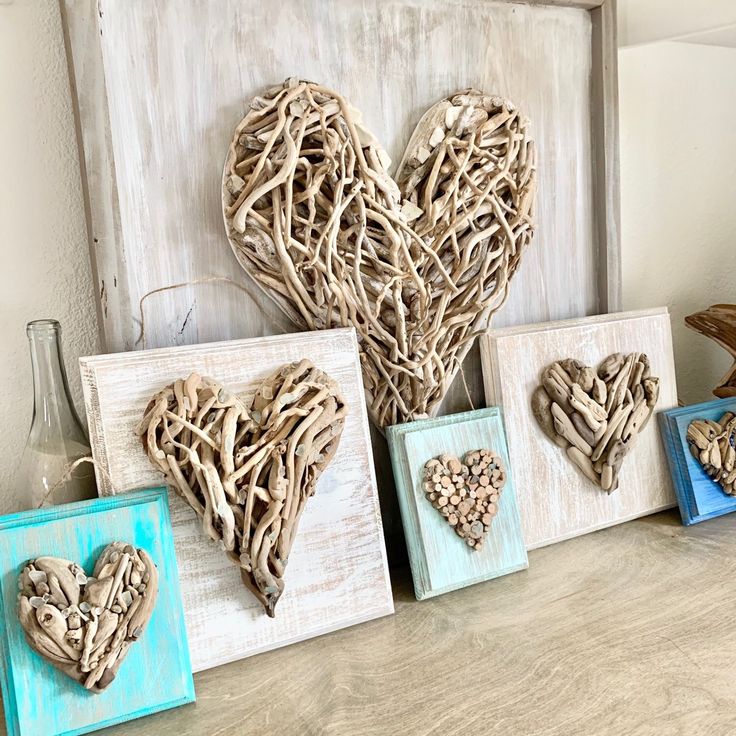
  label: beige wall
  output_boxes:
[0,1,734,509]
[619,40,736,404]
[0,1,98,511]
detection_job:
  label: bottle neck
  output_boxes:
[27,321,86,442]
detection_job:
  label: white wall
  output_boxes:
[619,40,736,404]
[0,2,734,510]
[0,0,98,511]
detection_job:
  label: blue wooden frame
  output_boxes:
[659,398,736,525]
[387,408,528,600]
[0,488,195,736]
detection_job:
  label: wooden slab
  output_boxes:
[659,398,736,525]
[79,328,393,672]
[480,309,678,549]
[387,409,527,599]
[0,489,194,736]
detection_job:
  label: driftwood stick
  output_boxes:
[685,304,736,398]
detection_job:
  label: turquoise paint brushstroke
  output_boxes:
[0,488,195,736]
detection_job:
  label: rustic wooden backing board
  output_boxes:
[387,409,528,600]
[79,328,393,672]
[62,0,620,554]
[480,309,678,550]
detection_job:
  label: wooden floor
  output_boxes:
[7,509,736,735]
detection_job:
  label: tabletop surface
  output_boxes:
[5,509,736,736]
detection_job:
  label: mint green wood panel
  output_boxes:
[0,489,194,736]
[387,409,528,599]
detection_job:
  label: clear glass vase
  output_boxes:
[15,320,97,510]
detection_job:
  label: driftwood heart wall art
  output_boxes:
[223,78,536,427]
[422,449,506,551]
[687,413,736,495]
[532,353,660,492]
[17,543,158,692]
[138,359,346,617]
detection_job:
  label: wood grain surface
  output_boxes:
[17,509,735,736]
[79,328,393,672]
[387,409,527,600]
[62,0,620,557]
[481,309,678,549]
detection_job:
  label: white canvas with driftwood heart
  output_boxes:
[480,309,678,550]
[80,328,393,672]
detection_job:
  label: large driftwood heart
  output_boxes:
[139,360,346,617]
[17,543,158,692]
[422,449,506,551]
[531,354,660,492]
[223,78,536,427]
[687,413,736,495]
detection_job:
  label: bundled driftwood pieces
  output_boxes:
[531,353,660,492]
[138,360,346,617]
[223,77,536,427]
[422,449,506,550]
[17,542,158,692]
[685,304,736,398]
[687,413,736,495]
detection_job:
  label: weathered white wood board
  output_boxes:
[62,0,620,554]
[480,309,678,549]
[79,327,393,672]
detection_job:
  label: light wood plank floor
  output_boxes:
[9,509,736,735]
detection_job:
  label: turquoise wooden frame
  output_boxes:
[659,398,736,525]
[0,488,195,736]
[387,408,528,600]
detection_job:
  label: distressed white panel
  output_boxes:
[80,327,393,671]
[481,309,678,549]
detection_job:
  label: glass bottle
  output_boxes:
[15,320,96,510]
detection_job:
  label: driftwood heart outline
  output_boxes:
[138,360,346,617]
[531,353,660,492]
[422,449,506,551]
[687,413,736,495]
[223,78,536,427]
[17,542,158,693]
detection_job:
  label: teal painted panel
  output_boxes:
[659,398,736,525]
[0,489,195,736]
[387,409,528,600]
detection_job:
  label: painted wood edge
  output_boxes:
[0,488,168,531]
[346,329,394,611]
[79,358,114,494]
[0,589,21,736]
[386,428,432,599]
[59,0,127,351]
[415,561,529,601]
[660,397,736,419]
[386,407,501,437]
[78,326,358,367]
[658,413,694,525]
[591,0,622,312]
[482,308,670,341]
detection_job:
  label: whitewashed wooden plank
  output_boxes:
[480,309,678,549]
[62,0,621,556]
[79,327,393,672]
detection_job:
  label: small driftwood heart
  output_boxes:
[223,78,536,427]
[531,353,660,492]
[422,449,506,551]
[17,543,158,692]
[139,360,346,617]
[687,413,736,495]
